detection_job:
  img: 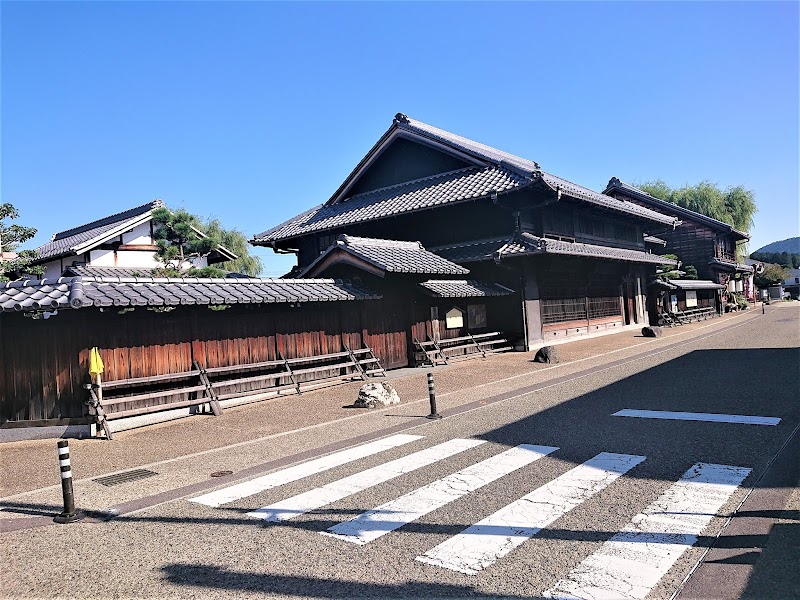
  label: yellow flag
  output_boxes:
[89,347,104,375]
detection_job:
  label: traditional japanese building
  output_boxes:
[603,178,754,298]
[29,200,237,279]
[253,113,679,355]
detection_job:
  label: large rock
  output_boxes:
[354,381,401,409]
[642,326,663,338]
[534,345,560,364]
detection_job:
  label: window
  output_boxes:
[445,307,464,329]
[317,234,337,254]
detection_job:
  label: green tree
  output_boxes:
[683,265,699,280]
[199,217,263,277]
[658,254,682,280]
[637,180,757,233]
[151,207,223,277]
[754,263,788,288]
[0,203,43,281]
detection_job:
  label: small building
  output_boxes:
[647,279,725,323]
[29,200,237,279]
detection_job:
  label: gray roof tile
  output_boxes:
[300,235,469,277]
[669,279,725,290]
[418,280,515,298]
[34,201,164,262]
[1,276,381,314]
[432,233,676,266]
[254,166,527,244]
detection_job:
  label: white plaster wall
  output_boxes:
[42,261,63,279]
[121,222,153,245]
[89,249,116,266]
[116,250,160,268]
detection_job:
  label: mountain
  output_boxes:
[754,237,800,254]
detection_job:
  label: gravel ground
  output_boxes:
[2,304,797,600]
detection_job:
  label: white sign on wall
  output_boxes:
[445,307,464,329]
[685,290,698,308]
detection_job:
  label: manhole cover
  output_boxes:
[211,470,233,478]
[94,469,158,487]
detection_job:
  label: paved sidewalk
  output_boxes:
[0,308,767,500]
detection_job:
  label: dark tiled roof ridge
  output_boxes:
[51,199,164,241]
[604,178,749,238]
[394,114,541,176]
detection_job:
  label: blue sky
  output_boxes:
[3,1,798,275]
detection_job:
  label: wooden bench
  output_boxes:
[85,344,386,438]
[414,332,512,366]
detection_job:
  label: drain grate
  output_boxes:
[94,469,158,487]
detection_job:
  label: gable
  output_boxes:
[346,137,473,198]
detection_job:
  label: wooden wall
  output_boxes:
[0,300,408,423]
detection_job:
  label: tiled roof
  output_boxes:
[418,280,515,298]
[63,265,250,279]
[253,166,528,244]
[708,257,754,273]
[537,173,677,226]
[643,235,667,246]
[300,235,469,277]
[432,233,676,266]
[604,178,750,240]
[393,114,541,176]
[253,115,679,245]
[669,279,725,290]
[429,236,513,264]
[1,276,381,313]
[34,200,164,262]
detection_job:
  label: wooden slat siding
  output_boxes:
[1,300,412,423]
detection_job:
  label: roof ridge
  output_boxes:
[51,200,164,241]
[395,113,541,175]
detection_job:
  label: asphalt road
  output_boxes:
[2,305,798,599]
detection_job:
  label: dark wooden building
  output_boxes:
[253,113,679,348]
[603,178,754,296]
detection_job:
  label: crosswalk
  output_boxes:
[188,434,751,599]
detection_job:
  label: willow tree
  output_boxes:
[199,218,263,277]
[636,180,757,233]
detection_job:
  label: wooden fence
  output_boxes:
[1,299,408,424]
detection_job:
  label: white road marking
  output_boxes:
[323,444,559,544]
[247,438,486,521]
[188,434,423,507]
[613,409,780,426]
[416,452,646,575]
[544,462,751,600]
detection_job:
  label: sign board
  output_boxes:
[445,307,464,329]
[670,295,678,313]
[685,291,698,308]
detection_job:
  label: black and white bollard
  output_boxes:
[425,372,442,420]
[53,440,85,524]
